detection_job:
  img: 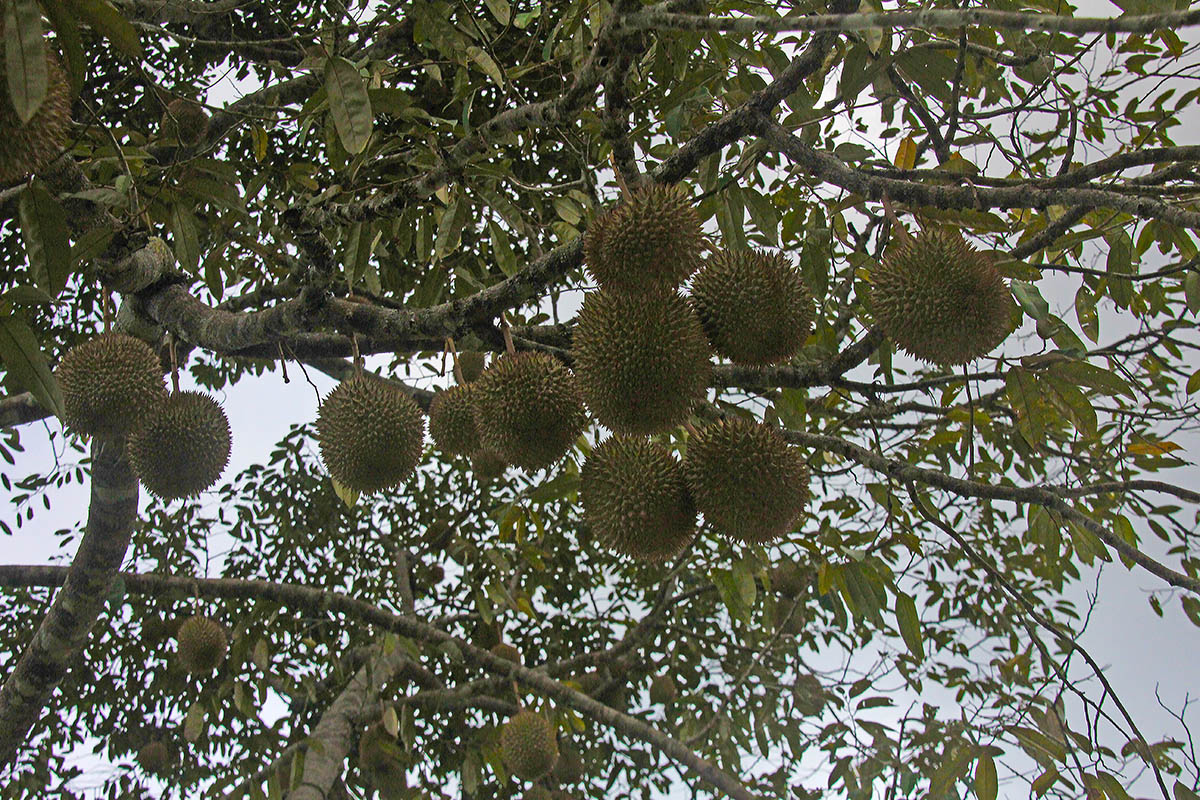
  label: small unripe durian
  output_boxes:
[55,333,167,438]
[649,674,678,705]
[471,352,586,471]
[429,384,481,456]
[457,351,487,384]
[584,184,703,294]
[160,98,209,145]
[176,615,227,674]
[128,391,231,500]
[581,436,696,562]
[500,711,559,781]
[317,374,425,493]
[691,249,814,365]
[870,227,1014,365]
[572,290,711,435]
[684,418,810,544]
[471,449,508,481]
[0,42,72,184]
[136,740,172,776]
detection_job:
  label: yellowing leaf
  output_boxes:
[1128,440,1183,455]
[331,477,359,507]
[894,135,917,170]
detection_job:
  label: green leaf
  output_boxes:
[19,179,71,297]
[0,314,63,418]
[974,753,998,800]
[183,701,206,742]
[894,591,923,662]
[1032,768,1059,797]
[1175,781,1200,800]
[64,0,141,59]
[466,46,504,86]
[1095,771,1131,800]
[1105,230,1135,308]
[38,0,84,92]
[1075,283,1099,342]
[1185,272,1200,315]
[712,568,752,624]
[1012,280,1050,321]
[483,0,510,25]
[170,203,200,273]
[4,0,47,123]
[1187,369,1200,395]
[1050,360,1135,398]
[324,56,373,155]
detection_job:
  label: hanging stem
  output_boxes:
[445,337,464,385]
[102,292,112,334]
[500,315,516,356]
[277,342,290,384]
[352,334,363,374]
[168,335,180,394]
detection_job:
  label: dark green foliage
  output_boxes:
[135,740,171,776]
[870,228,1014,365]
[55,333,166,439]
[128,391,231,500]
[683,418,809,543]
[691,248,815,365]
[649,674,677,705]
[580,436,696,561]
[572,290,711,435]
[583,184,704,295]
[471,352,586,471]
[316,374,425,493]
[500,711,559,781]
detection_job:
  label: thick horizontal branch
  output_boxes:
[757,119,1200,230]
[0,566,759,800]
[620,7,1200,36]
[0,439,139,768]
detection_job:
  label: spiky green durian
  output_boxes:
[649,674,677,705]
[471,448,507,481]
[769,559,811,598]
[136,740,172,776]
[0,44,72,184]
[160,98,208,145]
[55,333,166,438]
[429,384,481,456]
[457,351,486,384]
[500,711,559,781]
[552,740,584,784]
[572,290,711,435]
[870,227,1014,365]
[317,374,425,493]
[176,615,227,674]
[471,352,586,471]
[683,418,810,544]
[691,249,815,365]
[128,391,231,500]
[581,436,696,561]
[583,184,703,294]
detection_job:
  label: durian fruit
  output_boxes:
[683,418,810,544]
[0,41,72,184]
[176,615,227,674]
[136,740,172,776]
[649,674,677,705]
[551,740,584,784]
[870,227,1014,365]
[317,374,425,493]
[160,98,208,146]
[457,351,486,384]
[769,559,811,598]
[490,642,521,665]
[572,290,711,435]
[500,710,559,781]
[471,352,586,471]
[583,184,703,295]
[580,436,696,562]
[55,333,167,439]
[128,391,231,500]
[428,384,481,456]
[691,249,815,365]
[471,449,507,481]
[358,722,407,797]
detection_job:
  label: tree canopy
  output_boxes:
[2,1,1200,799]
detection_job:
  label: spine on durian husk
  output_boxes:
[0,36,72,184]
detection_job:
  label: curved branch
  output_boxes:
[0,438,139,768]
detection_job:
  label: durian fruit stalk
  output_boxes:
[55,333,167,438]
[175,614,227,674]
[316,374,426,493]
[471,352,587,472]
[500,710,559,781]
[572,290,711,435]
[683,418,810,544]
[691,248,815,365]
[581,436,696,562]
[869,227,1014,365]
[583,184,703,295]
[128,390,231,500]
[0,40,72,184]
